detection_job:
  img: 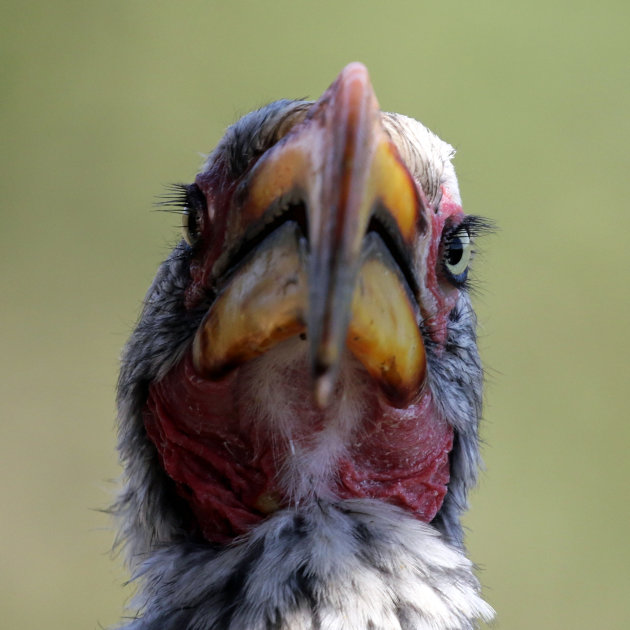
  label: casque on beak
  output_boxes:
[193,62,428,408]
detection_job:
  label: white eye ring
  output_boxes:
[444,229,472,278]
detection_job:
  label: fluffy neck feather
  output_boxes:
[120,499,493,630]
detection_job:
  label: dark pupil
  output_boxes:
[188,211,199,239]
[447,236,464,266]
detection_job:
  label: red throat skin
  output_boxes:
[144,345,453,543]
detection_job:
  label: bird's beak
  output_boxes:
[193,63,427,407]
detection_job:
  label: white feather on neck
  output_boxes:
[130,499,494,630]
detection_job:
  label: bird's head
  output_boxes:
[117,63,489,557]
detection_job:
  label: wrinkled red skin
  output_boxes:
[144,351,453,543]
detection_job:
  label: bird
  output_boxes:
[113,62,495,630]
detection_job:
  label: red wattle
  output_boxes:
[144,351,453,543]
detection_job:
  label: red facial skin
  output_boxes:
[422,189,465,347]
[144,351,453,543]
[185,164,234,310]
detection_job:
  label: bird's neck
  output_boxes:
[123,499,493,630]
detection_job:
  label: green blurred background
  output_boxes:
[2,1,628,628]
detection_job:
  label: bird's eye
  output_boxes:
[182,208,201,247]
[160,183,206,247]
[181,208,202,246]
[443,227,472,284]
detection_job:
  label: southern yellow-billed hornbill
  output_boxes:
[114,63,494,629]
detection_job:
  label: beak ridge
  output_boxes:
[304,63,423,405]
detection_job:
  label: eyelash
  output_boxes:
[440,216,493,288]
[156,183,207,248]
